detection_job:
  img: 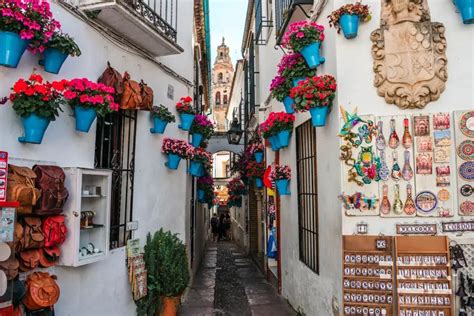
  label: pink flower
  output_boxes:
[296,32,305,38]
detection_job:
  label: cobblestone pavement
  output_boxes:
[180,242,296,316]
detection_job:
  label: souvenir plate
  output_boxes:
[459,111,474,138]
[460,201,474,215]
[459,161,474,181]
[415,191,438,213]
[457,140,474,161]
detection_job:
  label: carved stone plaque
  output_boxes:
[371,0,447,109]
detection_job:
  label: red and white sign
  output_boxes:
[0,152,8,202]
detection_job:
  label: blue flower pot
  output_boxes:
[178,113,195,131]
[18,114,50,144]
[165,154,181,170]
[340,14,360,39]
[454,0,474,24]
[189,160,202,177]
[254,151,264,163]
[300,42,325,69]
[277,130,291,148]
[150,117,168,134]
[197,189,205,202]
[292,77,307,87]
[276,179,290,196]
[269,136,279,151]
[74,106,97,133]
[0,32,30,68]
[309,107,329,127]
[191,133,203,147]
[42,48,69,74]
[283,96,295,114]
[255,177,263,189]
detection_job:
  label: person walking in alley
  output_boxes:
[211,213,219,242]
[224,213,232,240]
[218,213,225,241]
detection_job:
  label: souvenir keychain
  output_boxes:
[376,121,386,150]
[402,118,412,149]
[380,184,391,215]
[388,119,400,149]
[391,151,402,181]
[404,184,416,215]
[392,184,404,215]
[402,150,414,181]
[379,150,390,181]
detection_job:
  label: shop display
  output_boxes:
[0,153,7,203]
[449,241,474,315]
[127,239,147,301]
[33,165,69,216]
[343,236,395,316]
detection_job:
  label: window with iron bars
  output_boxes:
[95,110,137,249]
[255,0,273,45]
[244,34,256,128]
[296,120,319,274]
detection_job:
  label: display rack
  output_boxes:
[395,236,452,316]
[59,168,111,267]
[343,235,395,316]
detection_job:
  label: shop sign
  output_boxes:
[396,224,437,235]
[442,221,474,233]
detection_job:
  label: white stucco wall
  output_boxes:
[0,2,197,315]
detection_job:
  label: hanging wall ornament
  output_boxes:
[376,121,386,150]
[380,184,391,215]
[457,140,474,161]
[433,113,451,130]
[460,184,473,197]
[402,150,414,181]
[460,201,474,215]
[404,184,416,215]
[388,119,400,149]
[392,184,404,215]
[415,191,438,214]
[434,130,451,147]
[354,146,381,185]
[391,151,402,181]
[416,153,433,175]
[459,161,474,181]
[414,116,430,137]
[459,111,474,138]
[379,149,390,181]
[402,118,413,149]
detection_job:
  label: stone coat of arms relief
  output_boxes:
[371,0,448,109]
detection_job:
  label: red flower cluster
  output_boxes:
[176,96,195,115]
[259,112,295,139]
[246,161,265,179]
[290,75,337,112]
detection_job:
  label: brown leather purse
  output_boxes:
[17,217,44,251]
[7,165,41,214]
[38,247,60,268]
[137,80,153,111]
[120,72,142,110]
[0,252,19,280]
[98,62,123,96]
[33,165,69,215]
[23,272,60,311]
[19,249,40,272]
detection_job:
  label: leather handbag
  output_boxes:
[98,62,123,96]
[7,165,41,214]
[42,216,67,248]
[17,217,44,251]
[120,72,142,110]
[23,272,60,311]
[137,80,153,111]
[0,252,19,280]
[38,247,60,268]
[33,165,69,216]
[19,249,40,272]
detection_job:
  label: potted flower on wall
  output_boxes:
[260,112,295,150]
[175,96,195,131]
[278,52,316,87]
[197,175,214,203]
[270,75,294,114]
[282,21,326,69]
[136,229,190,316]
[328,2,371,39]
[188,147,212,177]
[40,31,81,74]
[249,142,265,163]
[189,114,214,147]
[64,78,119,132]
[270,165,291,196]
[150,105,175,134]
[247,161,265,189]
[453,0,474,24]
[161,138,193,170]
[8,73,65,144]
[291,74,337,127]
[0,0,59,68]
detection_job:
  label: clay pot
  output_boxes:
[159,296,180,316]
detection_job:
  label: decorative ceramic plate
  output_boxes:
[459,111,474,138]
[415,191,437,213]
[459,161,474,181]
[457,140,474,161]
[460,201,474,215]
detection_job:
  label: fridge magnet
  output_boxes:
[416,153,433,174]
[376,121,386,150]
[379,184,391,215]
[459,161,474,181]
[433,113,450,130]
[437,189,450,201]
[388,118,400,149]
[402,118,413,149]
[460,184,472,197]
[417,136,433,152]
[460,201,474,215]
[404,184,416,215]
[459,111,474,138]
[354,146,381,184]
[433,130,451,147]
[415,191,438,213]
[434,147,450,163]
[339,192,379,212]
[392,184,404,215]
[457,140,474,161]
[436,165,451,187]
[414,116,430,136]
[390,151,402,181]
[401,150,413,181]
[379,150,390,181]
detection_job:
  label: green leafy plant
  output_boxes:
[136,229,190,316]
[269,75,292,102]
[151,105,176,123]
[46,32,82,57]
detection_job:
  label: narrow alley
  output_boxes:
[181,242,296,316]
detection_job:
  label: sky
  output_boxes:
[209,0,248,67]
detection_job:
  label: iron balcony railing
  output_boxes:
[122,0,178,42]
[255,0,273,45]
[275,0,313,44]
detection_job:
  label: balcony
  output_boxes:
[275,0,314,45]
[75,0,183,56]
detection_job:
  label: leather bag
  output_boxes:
[42,216,67,248]
[23,272,60,311]
[0,252,19,280]
[98,62,123,96]
[17,217,44,251]
[137,80,153,111]
[7,165,41,214]
[38,247,60,268]
[120,72,142,110]
[33,165,69,215]
[19,249,40,272]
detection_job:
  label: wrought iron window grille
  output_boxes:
[255,0,274,45]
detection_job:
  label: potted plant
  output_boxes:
[454,0,474,24]
[64,78,119,132]
[189,114,214,147]
[328,2,371,39]
[278,52,316,87]
[175,96,195,131]
[249,142,265,163]
[8,73,65,144]
[227,177,247,201]
[282,21,326,69]
[188,147,212,177]
[260,112,295,149]
[0,0,59,68]
[246,161,265,189]
[227,195,242,208]
[136,229,190,316]
[291,74,337,127]
[270,165,291,196]
[41,31,81,74]
[161,138,192,170]
[270,75,294,114]
[150,105,175,134]
[197,176,214,203]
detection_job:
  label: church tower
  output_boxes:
[212,37,234,132]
